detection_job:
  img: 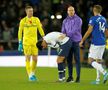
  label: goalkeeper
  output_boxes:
[18,6,45,81]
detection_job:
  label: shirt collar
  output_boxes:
[26,16,33,19]
[96,14,101,16]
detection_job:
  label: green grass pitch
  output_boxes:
[0,67,108,90]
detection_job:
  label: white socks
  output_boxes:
[91,61,106,75]
[96,64,102,81]
[96,70,100,81]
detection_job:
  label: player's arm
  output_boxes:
[36,18,45,37]
[48,43,59,49]
[44,34,59,48]
[105,23,108,38]
[61,21,66,34]
[18,20,24,42]
[18,19,24,52]
[105,28,108,38]
[58,34,66,40]
[79,25,93,47]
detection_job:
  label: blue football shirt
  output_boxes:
[89,15,108,45]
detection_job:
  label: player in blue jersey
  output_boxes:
[79,5,108,84]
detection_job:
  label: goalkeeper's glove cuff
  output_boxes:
[18,40,23,52]
[19,40,22,44]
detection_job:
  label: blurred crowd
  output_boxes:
[0,0,108,52]
[0,0,108,66]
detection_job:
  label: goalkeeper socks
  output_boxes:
[58,63,64,81]
[31,60,37,73]
[26,59,31,76]
[91,61,106,75]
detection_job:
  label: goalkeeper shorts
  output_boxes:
[23,45,38,55]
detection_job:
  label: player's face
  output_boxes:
[26,8,33,17]
[93,8,97,16]
[67,7,75,16]
[42,40,47,49]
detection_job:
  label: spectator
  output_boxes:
[0,25,3,40]
[41,18,51,34]
[0,44,4,52]
[103,39,108,68]
[3,28,13,50]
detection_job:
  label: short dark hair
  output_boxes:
[36,40,43,50]
[25,5,33,10]
[94,5,102,13]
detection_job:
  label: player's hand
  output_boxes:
[57,48,62,54]
[57,48,60,53]
[18,41,23,52]
[79,40,83,48]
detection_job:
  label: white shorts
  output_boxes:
[88,44,105,59]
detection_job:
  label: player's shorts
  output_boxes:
[23,45,38,55]
[58,39,72,57]
[88,44,105,60]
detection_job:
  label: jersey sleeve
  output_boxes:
[48,41,59,48]
[43,35,59,48]
[18,19,24,41]
[36,18,45,37]
[89,17,95,26]
[61,20,66,34]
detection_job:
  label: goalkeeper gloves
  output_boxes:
[18,41,23,52]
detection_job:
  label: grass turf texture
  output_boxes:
[0,67,108,90]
